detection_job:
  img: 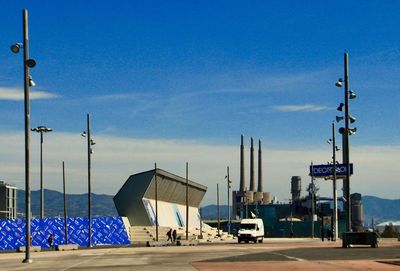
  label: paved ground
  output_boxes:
[0,239,399,271]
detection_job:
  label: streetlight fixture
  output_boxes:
[335,50,357,232]
[216,183,220,237]
[10,9,37,264]
[62,161,69,245]
[81,113,95,247]
[31,126,53,219]
[185,162,189,241]
[225,166,232,234]
[327,122,340,241]
[154,163,158,241]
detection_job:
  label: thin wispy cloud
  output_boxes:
[0,87,60,101]
[93,93,153,101]
[272,104,329,112]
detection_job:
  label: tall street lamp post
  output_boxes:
[81,113,95,247]
[310,163,315,239]
[11,9,37,264]
[335,50,357,232]
[217,183,220,237]
[31,126,52,218]
[62,161,69,245]
[225,166,231,234]
[154,163,159,241]
[327,122,340,241]
[185,162,189,241]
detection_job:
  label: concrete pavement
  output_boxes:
[0,239,398,270]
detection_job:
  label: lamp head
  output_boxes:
[336,116,344,122]
[31,126,52,133]
[349,127,357,135]
[349,115,356,124]
[81,131,86,137]
[349,90,357,99]
[26,59,36,68]
[337,103,344,112]
[335,78,343,88]
[10,43,22,54]
[28,75,36,87]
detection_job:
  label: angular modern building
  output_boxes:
[113,168,207,227]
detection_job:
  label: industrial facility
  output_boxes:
[232,135,271,218]
[231,135,364,237]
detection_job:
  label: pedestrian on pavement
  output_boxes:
[166,228,172,242]
[172,229,177,242]
[48,234,54,249]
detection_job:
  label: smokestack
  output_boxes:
[239,134,245,192]
[257,139,263,192]
[250,137,255,191]
[291,176,301,202]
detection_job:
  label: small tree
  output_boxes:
[380,223,399,238]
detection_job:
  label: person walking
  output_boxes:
[172,229,177,242]
[48,234,54,250]
[166,228,172,242]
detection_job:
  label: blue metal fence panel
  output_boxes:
[0,216,130,250]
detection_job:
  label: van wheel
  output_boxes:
[258,238,263,243]
[253,238,257,243]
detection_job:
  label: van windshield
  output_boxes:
[240,223,256,230]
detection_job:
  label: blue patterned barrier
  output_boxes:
[0,216,130,250]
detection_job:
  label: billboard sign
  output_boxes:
[310,163,353,178]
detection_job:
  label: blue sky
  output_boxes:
[1,1,399,204]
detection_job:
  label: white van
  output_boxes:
[237,218,264,243]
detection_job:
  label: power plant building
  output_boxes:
[233,135,271,218]
[113,168,207,228]
[231,135,364,237]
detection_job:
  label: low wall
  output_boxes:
[0,216,130,250]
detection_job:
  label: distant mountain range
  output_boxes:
[17,189,118,218]
[362,196,400,224]
[16,189,399,224]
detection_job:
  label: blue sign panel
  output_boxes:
[310,163,353,178]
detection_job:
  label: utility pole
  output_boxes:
[86,113,92,247]
[199,207,203,239]
[343,51,351,232]
[311,162,315,239]
[31,126,52,219]
[22,9,32,264]
[155,163,158,241]
[62,161,68,244]
[185,162,189,241]
[226,166,231,234]
[217,183,220,236]
[332,122,338,241]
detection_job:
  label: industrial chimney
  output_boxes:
[257,139,263,192]
[250,137,255,191]
[291,176,301,202]
[239,134,245,192]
